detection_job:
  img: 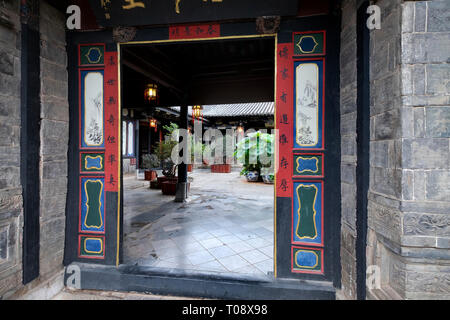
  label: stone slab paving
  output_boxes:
[52,288,204,300]
[123,168,274,277]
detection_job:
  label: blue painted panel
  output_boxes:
[85,238,103,254]
[295,250,318,268]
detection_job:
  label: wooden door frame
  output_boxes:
[116,33,279,273]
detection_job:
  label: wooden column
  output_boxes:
[175,104,188,202]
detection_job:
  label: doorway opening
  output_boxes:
[119,36,276,278]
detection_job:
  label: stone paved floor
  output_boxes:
[52,288,203,300]
[123,168,274,277]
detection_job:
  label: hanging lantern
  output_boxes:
[149,118,157,132]
[192,105,203,125]
[144,84,158,103]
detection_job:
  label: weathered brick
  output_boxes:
[370,167,402,199]
[41,77,68,99]
[340,111,356,136]
[413,170,426,201]
[402,138,449,169]
[341,163,356,184]
[0,50,14,76]
[402,33,450,64]
[401,2,414,34]
[0,95,20,119]
[40,119,69,156]
[373,109,401,140]
[0,72,20,97]
[414,2,427,33]
[426,64,450,95]
[426,170,450,201]
[40,97,69,122]
[370,140,389,168]
[414,107,425,138]
[413,64,426,96]
[427,0,450,32]
[0,227,7,260]
[341,183,356,227]
[402,170,414,200]
[41,59,68,83]
[425,107,450,138]
[0,167,20,190]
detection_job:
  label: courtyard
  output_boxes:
[123,168,274,277]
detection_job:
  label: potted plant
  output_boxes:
[234,131,274,182]
[153,122,179,191]
[189,136,204,172]
[160,159,178,195]
[210,135,232,173]
[142,154,160,181]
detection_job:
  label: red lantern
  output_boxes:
[192,105,203,125]
[144,84,158,103]
[149,118,157,132]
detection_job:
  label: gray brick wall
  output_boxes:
[365,0,450,300]
[38,1,68,280]
[0,0,68,299]
[0,0,24,299]
[340,0,450,300]
[366,0,406,300]
[395,0,450,300]
[339,0,358,300]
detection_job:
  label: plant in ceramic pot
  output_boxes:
[234,131,274,182]
[210,134,233,173]
[142,153,160,181]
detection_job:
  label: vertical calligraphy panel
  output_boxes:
[275,43,294,198]
[104,52,119,193]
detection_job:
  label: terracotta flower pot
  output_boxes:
[161,181,177,195]
[211,164,231,173]
[144,170,157,181]
[157,176,177,189]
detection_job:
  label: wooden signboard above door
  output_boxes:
[88,0,298,27]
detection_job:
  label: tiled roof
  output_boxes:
[170,102,274,118]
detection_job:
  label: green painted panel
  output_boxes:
[84,180,103,229]
[294,32,324,56]
[295,184,318,239]
[80,45,104,65]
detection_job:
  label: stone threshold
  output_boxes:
[68,262,336,300]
